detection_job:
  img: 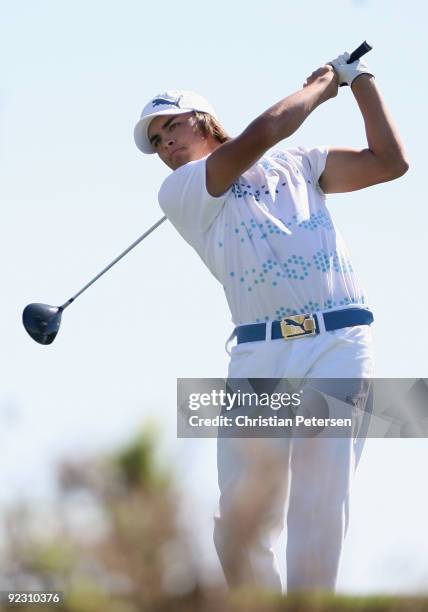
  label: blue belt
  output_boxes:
[236,307,374,344]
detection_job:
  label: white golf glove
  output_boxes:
[329,52,374,87]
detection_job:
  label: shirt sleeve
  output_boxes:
[158,156,231,232]
[276,146,330,193]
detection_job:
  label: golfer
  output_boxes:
[134,53,408,592]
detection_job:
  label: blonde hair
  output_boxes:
[191,111,230,144]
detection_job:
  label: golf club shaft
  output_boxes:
[60,216,167,310]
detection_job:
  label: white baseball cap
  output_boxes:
[134,89,218,154]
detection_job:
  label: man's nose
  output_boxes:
[164,137,175,149]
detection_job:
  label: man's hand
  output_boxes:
[328,52,374,87]
[303,65,339,102]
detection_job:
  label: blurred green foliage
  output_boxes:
[1,420,426,611]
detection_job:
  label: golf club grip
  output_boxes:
[347,41,372,64]
[338,40,372,87]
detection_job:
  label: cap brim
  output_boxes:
[133,108,194,154]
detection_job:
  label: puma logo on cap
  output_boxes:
[151,95,183,108]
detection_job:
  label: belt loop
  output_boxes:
[225,329,236,356]
[265,320,272,342]
[317,311,326,333]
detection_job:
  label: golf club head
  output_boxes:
[22,303,63,345]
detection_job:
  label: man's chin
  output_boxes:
[174,152,211,170]
[171,155,190,170]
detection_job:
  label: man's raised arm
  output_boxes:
[206,66,338,197]
[317,53,409,194]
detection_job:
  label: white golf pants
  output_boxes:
[214,324,374,592]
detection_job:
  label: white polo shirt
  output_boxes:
[158,147,368,326]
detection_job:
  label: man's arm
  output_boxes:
[206,66,338,197]
[319,75,409,194]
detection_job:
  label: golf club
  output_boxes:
[348,40,372,64]
[22,41,372,346]
[22,216,167,345]
[341,40,372,86]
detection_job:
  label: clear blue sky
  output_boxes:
[1,0,427,593]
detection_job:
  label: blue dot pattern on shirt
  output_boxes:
[219,151,368,325]
[157,147,369,327]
